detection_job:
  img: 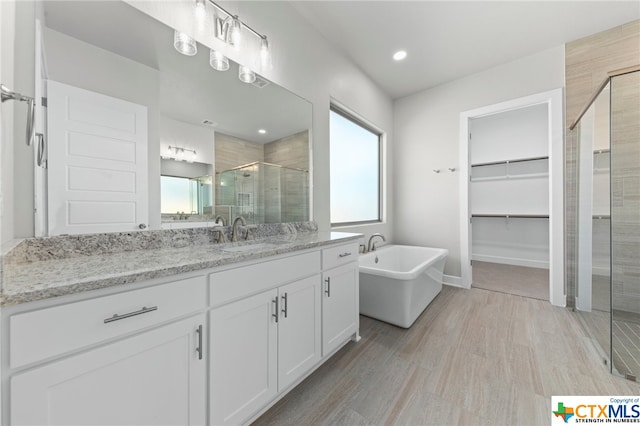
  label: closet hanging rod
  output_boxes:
[471,214,549,219]
[592,215,611,219]
[471,156,549,167]
[1,83,35,146]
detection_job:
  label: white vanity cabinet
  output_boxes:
[11,314,206,426]
[209,253,322,425]
[2,237,361,426]
[5,276,208,426]
[321,243,360,356]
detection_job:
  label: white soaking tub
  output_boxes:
[359,245,448,328]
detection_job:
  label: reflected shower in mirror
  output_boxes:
[39,0,311,233]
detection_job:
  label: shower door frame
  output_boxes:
[459,88,565,306]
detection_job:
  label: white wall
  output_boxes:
[393,46,564,278]
[127,0,394,245]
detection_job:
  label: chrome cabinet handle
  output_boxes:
[196,324,203,360]
[281,293,288,319]
[338,252,352,258]
[325,277,331,297]
[104,306,157,323]
[272,297,279,323]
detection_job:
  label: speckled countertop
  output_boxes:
[1,222,361,307]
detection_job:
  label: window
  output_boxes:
[330,106,381,225]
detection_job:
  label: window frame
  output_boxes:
[329,104,383,227]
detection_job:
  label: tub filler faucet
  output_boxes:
[367,233,386,252]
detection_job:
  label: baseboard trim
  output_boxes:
[443,274,467,288]
[472,254,549,269]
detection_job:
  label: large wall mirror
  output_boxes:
[38,0,311,234]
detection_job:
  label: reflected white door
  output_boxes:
[47,80,148,235]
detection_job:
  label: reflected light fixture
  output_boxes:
[238,65,256,83]
[209,49,229,71]
[393,50,407,61]
[258,129,267,134]
[165,146,197,163]
[174,30,197,56]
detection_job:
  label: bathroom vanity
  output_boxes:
[0,224,360,425]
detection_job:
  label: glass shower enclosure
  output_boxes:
[572,69,639,381]
[215,161,309,225]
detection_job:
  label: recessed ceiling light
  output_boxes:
[393,50,407,61]
[258,129,267,134]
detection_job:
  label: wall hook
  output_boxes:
[433,169,440,174]
[448,167,456,172]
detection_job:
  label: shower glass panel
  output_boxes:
[610,71,640,380]
[574,69,639,380]
[216,162,309,225]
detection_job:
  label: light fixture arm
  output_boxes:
[208,0,264,40]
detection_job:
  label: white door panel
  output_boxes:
[47,80,148,235]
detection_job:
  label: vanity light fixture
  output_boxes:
[393,50,407,61]
[208,1,272,77]
[258,129,267,134]
[238,65,256,83]
[174,31,197,56]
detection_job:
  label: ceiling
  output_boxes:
[291,1,640,99]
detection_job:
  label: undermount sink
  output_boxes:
[219,243,281,253]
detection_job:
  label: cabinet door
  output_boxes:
[11,315,206,426]
[322,262,359,356]
[278,275,321,391]
[210,289,278,425]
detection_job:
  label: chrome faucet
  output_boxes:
[213,215,226,226]
[367,233,386,252]
[231,216,247,242]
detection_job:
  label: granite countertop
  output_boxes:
[1,225,361,307]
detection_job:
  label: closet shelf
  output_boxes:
[470,172,549,182]
[471,155,548,168]
[471,214,549,219]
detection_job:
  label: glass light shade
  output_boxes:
[229,15,242,47]
[209,50,229,71]
[238,65,256,84]
[174,31,197,56]
[194,0,206,20]
[259,36,272,71]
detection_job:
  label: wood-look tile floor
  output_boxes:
[471,261,549,301]
[253,286,640,426]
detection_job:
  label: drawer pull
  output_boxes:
[272,297,279,323]
[104,306,158,324]
[338,252,352,258]
[196,324,203,360]
[325,277,331,297]
[281,293,288,319]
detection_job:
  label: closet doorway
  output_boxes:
[459,89,565,306]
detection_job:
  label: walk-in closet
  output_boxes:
[469,103,551,300]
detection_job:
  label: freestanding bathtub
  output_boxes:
[359,245,448,328]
